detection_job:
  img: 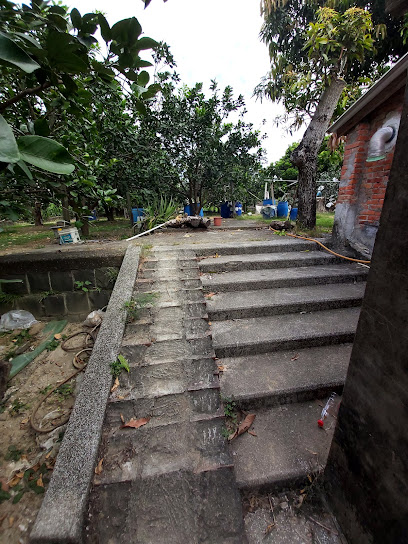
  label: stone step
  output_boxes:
[220,343,352,409]
[207,282,366,321]
[202,263,368,292]
[212,307,360,357]
[199,250,339,273]
[231,399,339,491]
[153,238,316,257]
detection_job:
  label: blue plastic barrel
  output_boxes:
[263,199,274,206]
[132,208,144,223]
[290,207,298,221]
[184,205,204,217]
[277,201,289,218]
[220,202,232,218]
[235,202,243,216]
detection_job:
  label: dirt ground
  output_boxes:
[0,321,90,543]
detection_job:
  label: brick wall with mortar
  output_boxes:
[333,86,404,255]
[0,250,124,321]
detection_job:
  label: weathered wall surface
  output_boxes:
[325,74,408,544]
[333,86,404,255]
[0,249,124,320]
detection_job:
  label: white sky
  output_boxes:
[68,0,304,163]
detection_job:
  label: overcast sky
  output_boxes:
[68,0,304,163]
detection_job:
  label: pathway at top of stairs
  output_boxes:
[85,247,246,544]
[198,235,368,543]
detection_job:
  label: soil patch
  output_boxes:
[0,321,88,543]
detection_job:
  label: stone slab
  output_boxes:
[232,400,339,490]
[30,245,141,544]
[202,264,368,292]
[94,417,231,485]
[154,238,316,257]
[199,250,338,272]
[220,343,352,408]
[207,282,366,320]
[212,307,360,357]
[86,467,246,544]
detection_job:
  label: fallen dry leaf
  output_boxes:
[121,417,150,429]
[217,365,225,372]
[8,475,23,487]
[120,413,125,423]
[118,395,125,400]
[264,523,276,535]
[229,414,256,441]
[94,458,104,475]
[31,462,41,472]
[9,516,14,528]
[110,377,120,393]
[0,478,9,492]
[205,292,216,299]
[54,333,62,340]
[248,430,257,437]
[45,451,52,460]
[36,475,44,488]
[291,353,299,361]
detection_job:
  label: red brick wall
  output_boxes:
[335,86,404,239]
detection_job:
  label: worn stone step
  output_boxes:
[202,263,367,292]
[207,282,366,321]
[199,250,339,273]
[153,238,316,257]
[220,343,352,409]
[232,399,339,490]
[87,466,245,544]
[212,307,360,357]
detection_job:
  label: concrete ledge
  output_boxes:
[0,244,126,274]
[30,244,140,544]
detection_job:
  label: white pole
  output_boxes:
[126,222,168,241]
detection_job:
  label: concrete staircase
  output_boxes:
[199,238,368,493]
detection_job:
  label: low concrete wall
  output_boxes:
[30,244,140,544]
[0,248,124,320]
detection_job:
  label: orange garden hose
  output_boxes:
[270,228,371,265]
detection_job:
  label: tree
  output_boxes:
[258,0,405,228]
[134,81,265,214]
[0,0,159,223]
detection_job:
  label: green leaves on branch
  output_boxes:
[0,115,20,163]
[0,31,40,73]
[0,115,74,175]
[18,136,75,175]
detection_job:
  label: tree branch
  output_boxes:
[0,82,52,113]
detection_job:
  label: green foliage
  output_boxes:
[257,0,405,129]
[123,293,158,322]
[5,445,24,462]
[55,382,74,399]
[141,196,178,230]
[0,1,160,220]
[110,354,130,378]
[46,338,59,351]
[9,398,29,416]
[74,280,92,292]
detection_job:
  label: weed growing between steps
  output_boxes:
[123,293,158,323]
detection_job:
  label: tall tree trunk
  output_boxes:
[33,202,43,226]
[104,206,115,222]
[62,195,70,223]
[291,77,346,229]
[126,191,133,227]
[80,197,89,236]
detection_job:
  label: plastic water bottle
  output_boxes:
[317,393,338,428]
